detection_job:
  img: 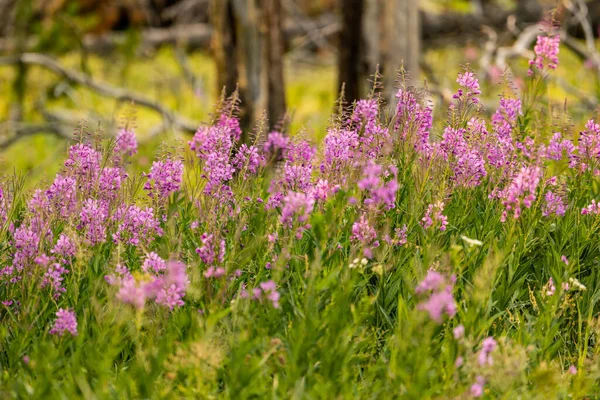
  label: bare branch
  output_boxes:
[0,121,72,150]
[0,53,198,133]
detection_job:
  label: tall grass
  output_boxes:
[2,30,600,399]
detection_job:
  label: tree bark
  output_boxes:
[382,0,419,102]
[210,0,239,98]
[338,0,365,103]
[358,0,421,103]
[210,0,287,133]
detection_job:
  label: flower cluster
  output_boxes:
[112,205,163,246]
[415,270,457,323]
[280,192,315,237]
[115,128,138,157]
[421,202,448,231]
[251,280,281,308]
[394,87,433,154]
[351,214,379,258]
[112,260,188,311]
[232,144,264,177]
[49,309,78,336]
[144,158,184,199]
[357,163,398,209]
[189,116,236,194]
[501,166,541,222]
[529,34,560,73]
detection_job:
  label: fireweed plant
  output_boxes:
[1,29,600,398]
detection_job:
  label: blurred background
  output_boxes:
[0,0,599,184]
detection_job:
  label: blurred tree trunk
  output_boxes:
[210,0,238,98]
[262,0,286,128]
[382,0,419,102]
[210,0,286,134]
[363,0,420,103]
[338,0,420,104]
[337,0,364,103]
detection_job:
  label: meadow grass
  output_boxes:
[2,34,600,399]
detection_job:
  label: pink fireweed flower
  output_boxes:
[12,225,41,272]
[51,233,76,261]
[105,263,132,286]
[196,233,218,265]
[561,255,569,265]
[415,270,446,294]
[263,131,289,157]
[439,127,486,188]
[253,280,281,308]
[64,143,101,192]
[542,190,566,217]
[204,266,226,278]
[572,119,600,173]
[568,365,577,375]
[352,99,379,124]
[217,114,242,141]
[142,252,167,273]
[582,199,600,215]
[28,190,49,215]
[416,270,457,323]
[351,214,379,258]
[189,117,236,193]
[155,261,188,310]
[41,261,69,298]
[49,308,77,336]
[115,261,188,310]
[544,277,556,296]
[232,144,265,177]
[280,192,315,229]
[418,289,457,323]
[352,102,390,158]
[309,179,335,202]
[395,88,433,155]
[500,166,541,222]
[267,139,316,210]
[470,376,485,398]
[144,158,184,199]
[487,97,522,169]
[117,276,160,309]
[115,128,138,157]
[545,132,575,161]
[455,69,481,104]
[155,283,186,310]
[477,336,497,366]
[383,225,408,247]
[529,34,560,74]
[421,202,448,231]
[78,199,108,245]
[321,128,359,175]
[453,324,465,339]
[45,175,77,219]
[99,167,126,201]
[112,205,163,246]
[357,163,398,209]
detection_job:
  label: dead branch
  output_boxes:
[0,121,72,150]
[564,0,600,75]
[0,53,198,133]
